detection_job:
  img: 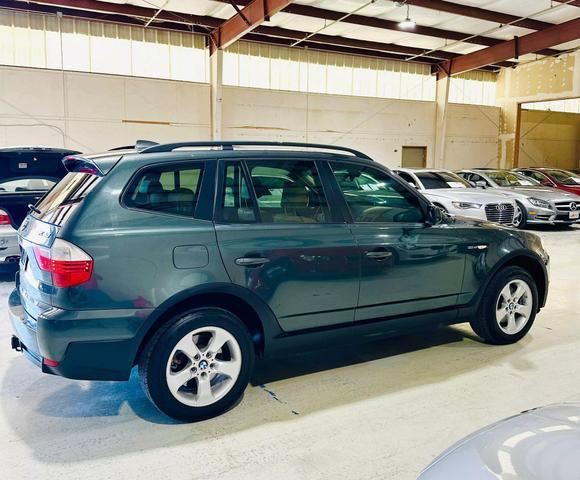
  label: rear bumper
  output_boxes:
[8,288,153,381]
[0,226,19,265]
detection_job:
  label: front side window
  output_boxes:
[245,159,330,224]
[124,163,204,217]
[332,163,424,223]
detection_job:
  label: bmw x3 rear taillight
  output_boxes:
[33,239,93,288]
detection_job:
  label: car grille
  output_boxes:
[554,201,578,212]
[485,203,515,224]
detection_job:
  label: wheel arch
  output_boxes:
[133,283,282,365]
[484,251,548,311]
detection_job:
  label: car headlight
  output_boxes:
[528,197,551,209]
[452,201,482,209]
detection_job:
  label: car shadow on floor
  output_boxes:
[0,322,532,465]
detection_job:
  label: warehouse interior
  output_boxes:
[0,1,579,479]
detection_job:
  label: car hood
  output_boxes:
[418,403,580,480]
[490,186,580,202]
[423,188,512,204]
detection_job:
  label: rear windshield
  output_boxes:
[33,172,101,225]
[0,177,57,193]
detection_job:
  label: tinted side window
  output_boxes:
[124,163,204,218]
[332,164,424,223]
[220,162,256,223]
[245,159,330,224]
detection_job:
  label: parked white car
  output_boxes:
[393,168,517,225]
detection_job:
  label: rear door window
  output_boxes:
[245,159,330,224]
[124,163,204,218]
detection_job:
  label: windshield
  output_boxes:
[416,171,471,189]
[545,169,580,185]
[487,171,538,187]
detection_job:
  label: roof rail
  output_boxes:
[140,141,372,160]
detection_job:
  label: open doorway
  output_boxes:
[401,146,427,168]
[518,98,580,170]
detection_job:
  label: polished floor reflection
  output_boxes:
[0,225,578,480]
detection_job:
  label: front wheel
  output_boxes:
[139,308,255,422]
[512,202,527,229]
[470,266,538,345]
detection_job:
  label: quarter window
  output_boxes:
[124,163,204,218]
[332,164,424,223]
[245,160,330,224]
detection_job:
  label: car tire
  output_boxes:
[138,307,255,422]
[513,202,527,229]
[470,266,538,345]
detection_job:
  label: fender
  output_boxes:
[463,249,549,312]
[136,282,285,358]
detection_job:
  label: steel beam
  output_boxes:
[213,0,554,49]
[438,17,580,76]
[403,0,553,31]
[209,0,294,53]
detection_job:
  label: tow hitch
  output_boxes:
[11,335,23,352]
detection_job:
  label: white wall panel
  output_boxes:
[0,65,499,169]
[0,65,211,152]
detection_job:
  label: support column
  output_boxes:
[433,74,450,169]
[210,49,223,141]
[497,100,521,169]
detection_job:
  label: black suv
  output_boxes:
[9,142,549,421]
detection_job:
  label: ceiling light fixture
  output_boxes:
[399,4,416,29]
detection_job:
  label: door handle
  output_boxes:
[365,249,393,260]
[235,256,270,267]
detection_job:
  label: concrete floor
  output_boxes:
[0,226,578,480]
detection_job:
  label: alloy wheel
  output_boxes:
[165,326,242,407]
[495,279,533,335]
[513,205,524,227]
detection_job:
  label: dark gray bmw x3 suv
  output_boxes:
[9,142,549,422]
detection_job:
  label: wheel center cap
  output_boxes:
[508,302,515,311]
[199,360,208,370]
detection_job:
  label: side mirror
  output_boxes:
[540,179,553,187]
[409,181,418,189]
[475,181,487,189]
[425,204,443,225]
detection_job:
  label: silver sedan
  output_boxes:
[456,169,580,228]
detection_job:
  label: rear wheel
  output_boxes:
[470,266,538,345]
[513,202,527,229]
[139,308,254,422]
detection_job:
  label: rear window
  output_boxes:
[34,172,101,225]
[0,177,56,193]
[124,163,205,218]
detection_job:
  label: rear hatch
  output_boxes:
[18,153,122,319]
[0,147,80,228]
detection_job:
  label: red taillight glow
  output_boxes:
[0,208,10,225]
[43,358,60,367]
[33,239,93,288]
